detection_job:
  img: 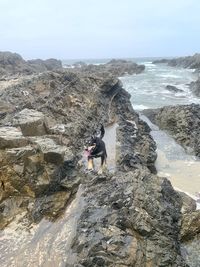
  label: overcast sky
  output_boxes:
[0,0,199,59]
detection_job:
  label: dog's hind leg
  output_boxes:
[98,155,107,174]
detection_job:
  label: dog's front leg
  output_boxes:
[87,157,94,170]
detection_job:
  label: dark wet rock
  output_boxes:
[70,171,187,266]
[166,85,183,93]
[177,191,197,214]
[113,89,157,173]
[143,104,200,157]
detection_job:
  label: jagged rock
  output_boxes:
[60,176,81,192]
[166,85,183,93]
[181,210,200,241]
[0,126,28,148]
[177,191,197,213]
[70,171,187,266]
[12,108,48,136]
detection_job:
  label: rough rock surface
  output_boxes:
[177,191,197,214]
[0,51,62,78]
[143,104,200,157]
[0,68,190,266]
[181,210,200,242]
[12,108,48,136]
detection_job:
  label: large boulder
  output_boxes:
[29,136,70,164]
[12,108,48,136]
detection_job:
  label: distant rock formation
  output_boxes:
[0,51,62,78]
[153,53,200,69]
[71,58,145,76]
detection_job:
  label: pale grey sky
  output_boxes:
[0,0,199,59]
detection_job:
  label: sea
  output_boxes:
[63,57,200,202]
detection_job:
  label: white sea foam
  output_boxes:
[133,104,149,110]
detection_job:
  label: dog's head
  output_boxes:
[84,136,97,152]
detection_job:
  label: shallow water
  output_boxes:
[141,115,200,199]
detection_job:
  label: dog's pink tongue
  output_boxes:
[84,150,91,157]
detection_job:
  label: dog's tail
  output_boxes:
[99,124,105,139]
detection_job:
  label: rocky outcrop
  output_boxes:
[0,51,62,78]
[0,69,190,266]
[181,210,200,267]
[153,53,200,69]
[190,78,200,97]
[71,59,145,76]
[143,104,200,157]
[166,85,183,93]
[181,210,200,242]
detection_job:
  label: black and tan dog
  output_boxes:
[84,125,107,174]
